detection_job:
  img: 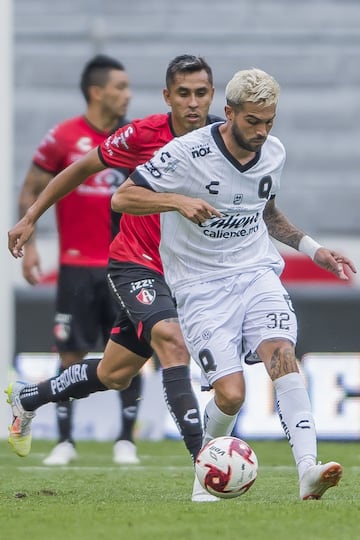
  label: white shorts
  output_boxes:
[175,269,297,387]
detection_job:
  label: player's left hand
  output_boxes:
[313,247,357,280]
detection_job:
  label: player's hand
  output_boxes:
[174,194,222,224]
[8,217,35,258]
[313,247,357,280]
[22,243,42,285]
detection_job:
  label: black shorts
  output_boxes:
[107,260,178,348]
[54,265,117,352]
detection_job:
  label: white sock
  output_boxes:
[274,372,317,479]
[203,397,238,446]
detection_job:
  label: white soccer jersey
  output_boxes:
[131,123,286,292]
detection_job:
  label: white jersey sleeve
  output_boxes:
[131,124,286,292]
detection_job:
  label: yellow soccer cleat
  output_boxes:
[5,381,36,457]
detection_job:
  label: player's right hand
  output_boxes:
[175,194,222,224]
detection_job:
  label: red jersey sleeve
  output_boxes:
[32,123,69,174]
[98,114,172,173]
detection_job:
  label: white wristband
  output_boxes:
[298,235,322,260]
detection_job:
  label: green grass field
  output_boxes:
[0,439,359,540]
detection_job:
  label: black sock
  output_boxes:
[56,400,74,444]
[19,358,107,411]
[116,373,142,442]
[162,365,203,464]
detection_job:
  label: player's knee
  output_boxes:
[216,392,244,416]
[97,364,131,390]
[213,374,245,415]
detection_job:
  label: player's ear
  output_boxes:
[163,88,171,106]
[224,105,234,121]
[88,85,103,103]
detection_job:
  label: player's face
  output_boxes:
[100,69,132,119]
[163,70,214,136]
[226,102,276,153]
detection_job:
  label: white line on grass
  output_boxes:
[3,465,360,472]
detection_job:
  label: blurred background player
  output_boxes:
[17,54,142,465]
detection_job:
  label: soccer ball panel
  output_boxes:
[195,436,258,499]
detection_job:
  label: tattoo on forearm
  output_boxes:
[264,207,304,250]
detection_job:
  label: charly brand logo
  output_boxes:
[205,181,220,195]
[76,137,93,153]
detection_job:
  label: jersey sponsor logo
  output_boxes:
[205,181,219,195]
[191,145,211,159]
[200,212,259,230]
[136,288,156,305]
[130,279,155,292]
[76,169,128,196]
[200,211,260,239]
[203,225,259,239]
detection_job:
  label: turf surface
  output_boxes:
[0,439,359,540]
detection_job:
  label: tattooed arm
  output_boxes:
[263,196,304,250]
[263,196,357,280]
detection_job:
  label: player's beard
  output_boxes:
[231,123,265,153]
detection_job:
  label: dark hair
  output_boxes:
[80,54,125,102]
[165,55,213,88]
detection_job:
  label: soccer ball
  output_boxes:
[195,436,258,499]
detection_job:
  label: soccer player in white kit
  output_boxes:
[112,68,356,500]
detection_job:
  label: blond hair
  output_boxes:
[225,68,280,108]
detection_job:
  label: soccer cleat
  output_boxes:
[6,381,36,457]
[300,461,343,500]
[192,473,220,502]
[113,440,140,464]
[43,441,78,465]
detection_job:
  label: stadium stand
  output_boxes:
[13,0,360,356]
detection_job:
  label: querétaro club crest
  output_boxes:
[136,288,156,305]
